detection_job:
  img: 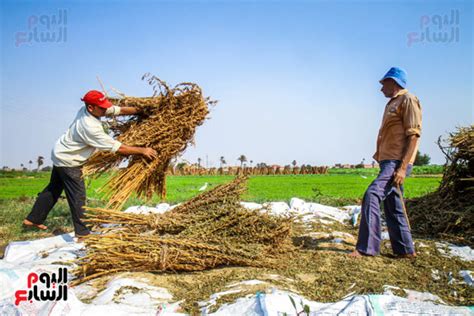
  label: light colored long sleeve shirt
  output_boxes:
[51,106,122,167]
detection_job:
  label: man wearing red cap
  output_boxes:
[23,90,157,239]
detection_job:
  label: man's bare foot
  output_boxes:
[75,235,89,243]
[348,250,365,258]
[22,219,48,230]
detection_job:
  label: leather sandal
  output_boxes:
[22,219,48,230]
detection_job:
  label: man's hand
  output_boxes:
[393,135,419,186]
[141,147,158,160]
[393,167,406,186]
[132,107,143,115]
[117,144,157,159]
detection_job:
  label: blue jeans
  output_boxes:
[355,160,415,255]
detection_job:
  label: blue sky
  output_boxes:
[1,0,472,168]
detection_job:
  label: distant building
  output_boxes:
[334,162,379,169]
[362,164,377,169]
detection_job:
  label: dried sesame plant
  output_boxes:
[72,177,294,284]
[408,125,474,246]
[83,74,215,210]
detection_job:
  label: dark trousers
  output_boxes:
[355,160,415,255]
[26,166,90,236]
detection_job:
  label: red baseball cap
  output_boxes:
[81,90,113,109]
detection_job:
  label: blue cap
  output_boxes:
[380,67,407,88]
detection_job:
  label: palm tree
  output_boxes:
[197,157,202,168]
[292,160,297,168]
[28,160,33,171]
[249,160,253,167]
[220,156,226,168]
[37,156,44,172]
[237,155,247,167]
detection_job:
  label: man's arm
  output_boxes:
[105,106,141,116]
[81,121,156,159]
[393,95,422,186]
[117,144,157,160]
[393,135,419,186]
[118,107,141,115]
[372,134,382,162]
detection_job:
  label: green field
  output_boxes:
[0,170,441,204]
[0,170,441,248]
[328,165,444,176]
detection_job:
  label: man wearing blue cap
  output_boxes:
[349,67,422,259]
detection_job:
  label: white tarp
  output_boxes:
[460,270,473,287]
[436,242,474,262]
[124,203,172,215]
[208,288,474,316]
[262,202,291,216]
[241,198,356,224]
[240,202,263,211]
[0,234,184,316]
[2,236,473,316]
[289,198,352,223]
[1,199,473,315]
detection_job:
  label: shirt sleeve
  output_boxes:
[401,96,422,137]
[105,105,121,116]
[82,124,122,153]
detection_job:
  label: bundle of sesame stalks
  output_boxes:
[73,177,294,284]
[83,73,216,210]
[408,125,474,245]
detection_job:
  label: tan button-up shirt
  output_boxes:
[373,89,422,164]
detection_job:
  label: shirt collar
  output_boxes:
[392,89,408,99]
[83,106,101,122]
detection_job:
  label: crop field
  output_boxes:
[0,169,441,250]
[0,168,441,203]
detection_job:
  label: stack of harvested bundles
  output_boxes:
[83,74,216,210]
[408,125,473,246]
[73,177,294,284]
[438,125,474,193]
